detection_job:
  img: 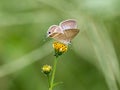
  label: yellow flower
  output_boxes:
[53,42,68,57]
[42,65,52,75]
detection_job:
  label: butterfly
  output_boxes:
[47,19,79,44]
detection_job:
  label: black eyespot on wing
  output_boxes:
[48,32,51,34]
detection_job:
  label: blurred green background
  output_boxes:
[0,0,120,90]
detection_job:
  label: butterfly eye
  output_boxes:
[48,32,51,34]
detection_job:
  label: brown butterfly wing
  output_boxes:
[50,29,79,43]
[50,33,68,43]
[63,29,79,41]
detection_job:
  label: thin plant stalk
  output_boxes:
[47,74,50,88]
[49,57,58,90]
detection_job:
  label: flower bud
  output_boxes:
[42,65,52,75]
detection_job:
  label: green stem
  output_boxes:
[49,57,58,90]
[47,74,50,88]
